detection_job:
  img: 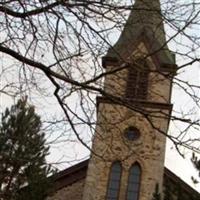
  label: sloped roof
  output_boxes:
[106,0,175,66]
[52,159,200,198]
[52,160,88,191]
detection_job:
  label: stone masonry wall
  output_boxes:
[83,41,172,200]
[82,103,170,200]
[104,43,171,105]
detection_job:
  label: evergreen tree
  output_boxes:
[191,152,200,183]
[152,183,161,200]
[163,181,173,200]
[0,98,52,200]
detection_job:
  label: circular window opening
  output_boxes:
[124,127,140,141]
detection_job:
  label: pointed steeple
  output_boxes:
[105,0,175,66]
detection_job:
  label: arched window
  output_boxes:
[106,161,122,200]
[126,66,148,100]
[126,163,141,200]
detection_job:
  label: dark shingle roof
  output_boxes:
[106,0,175,66]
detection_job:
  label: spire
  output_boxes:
[106,0,175,65]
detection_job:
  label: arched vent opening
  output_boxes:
[125,65,149,100]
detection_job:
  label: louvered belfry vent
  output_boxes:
[125,64,149,100]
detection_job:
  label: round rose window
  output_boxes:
[124,127,140,141]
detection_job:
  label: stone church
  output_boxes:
[47,0,200,199]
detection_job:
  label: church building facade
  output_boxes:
[47,0,200,199]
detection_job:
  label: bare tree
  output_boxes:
[0,0,200,165]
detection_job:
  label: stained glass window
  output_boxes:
[106,161,122,200]
[126,163,141,200]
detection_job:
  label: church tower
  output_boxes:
[83,0,177,200]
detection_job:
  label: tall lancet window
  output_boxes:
[106,161,122,200]
[126,65,149,100]
[126,163,141,200]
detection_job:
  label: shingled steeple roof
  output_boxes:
[106,0,175,66]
